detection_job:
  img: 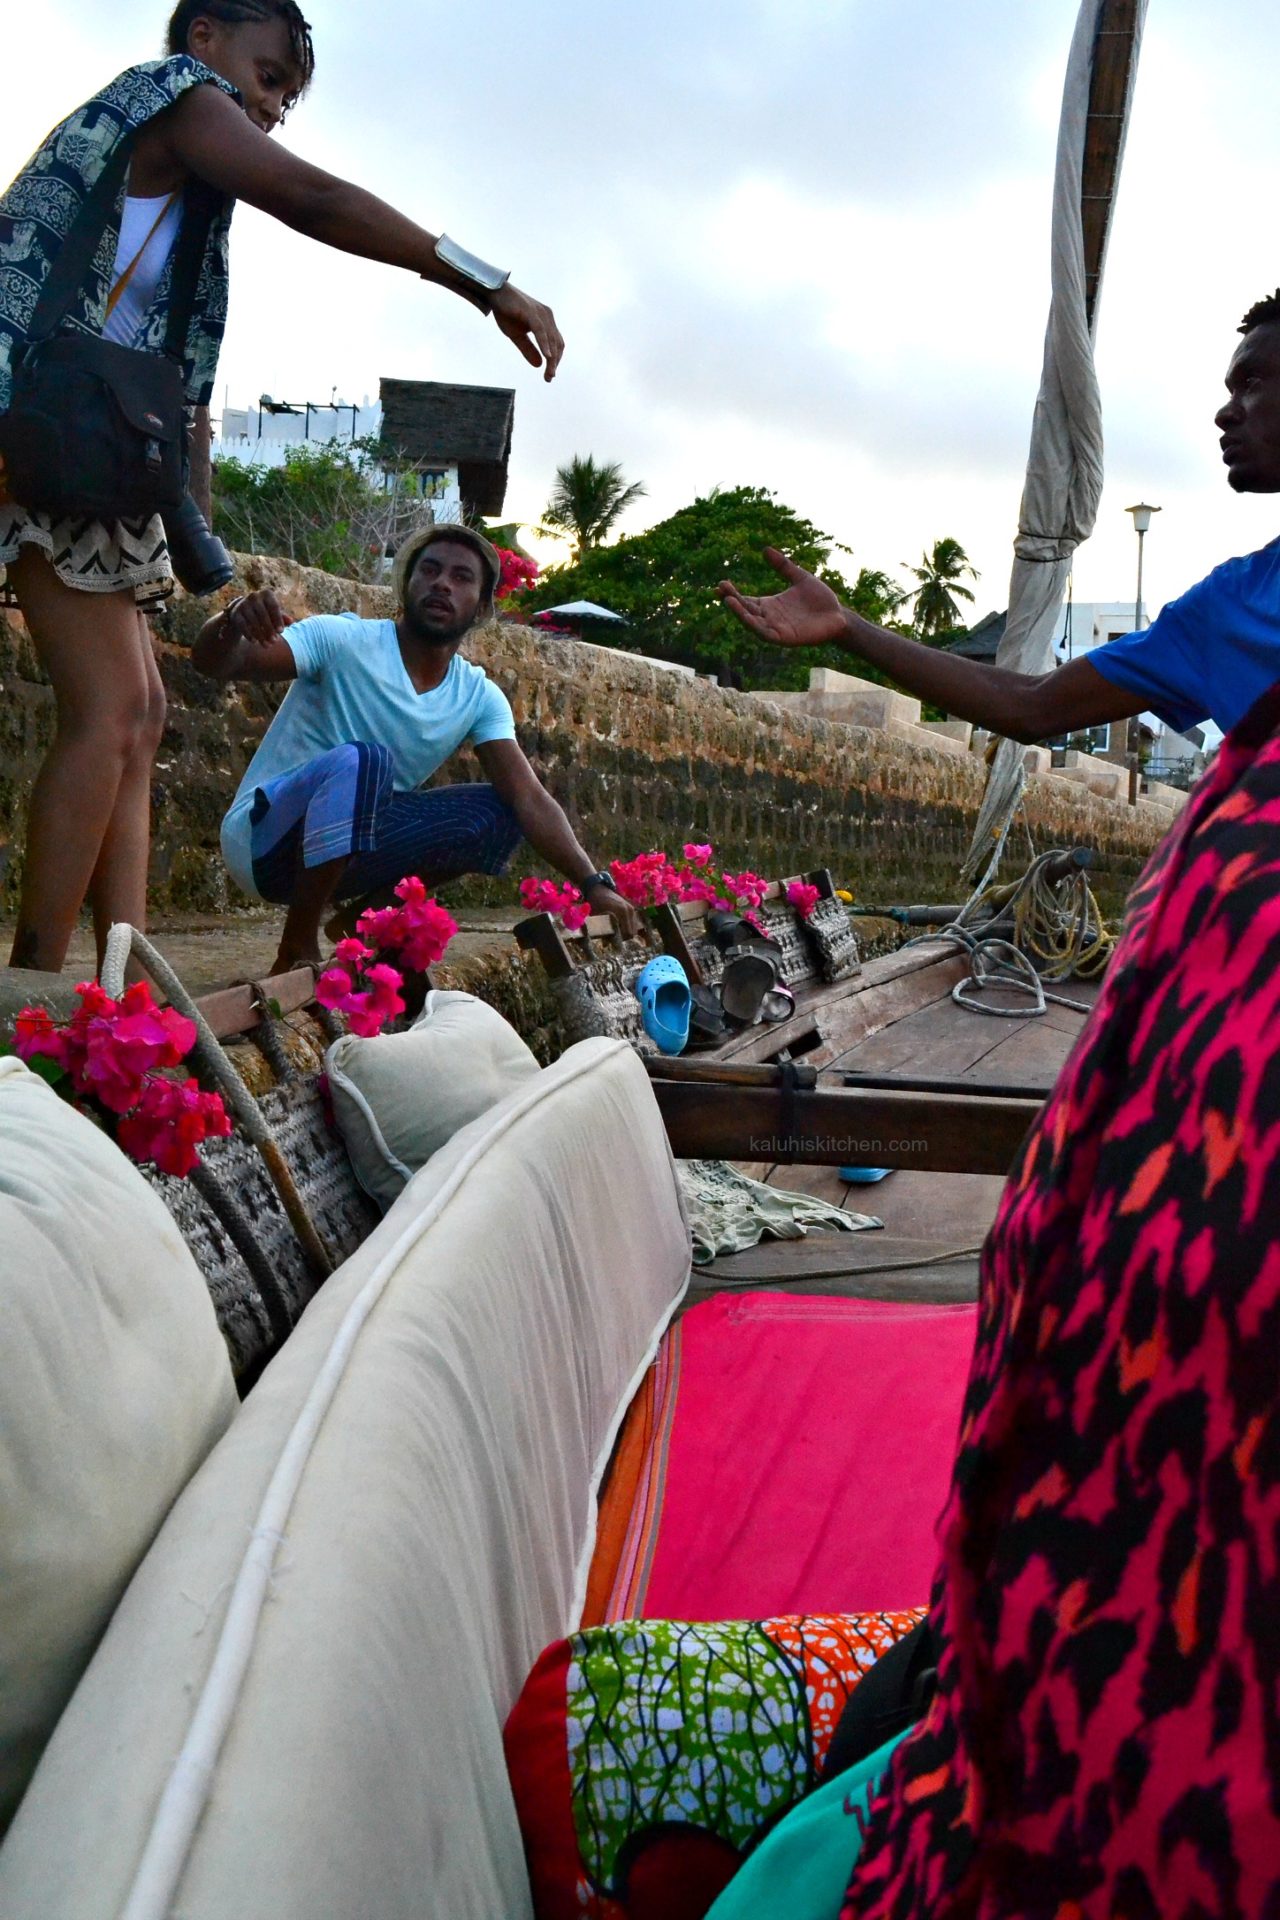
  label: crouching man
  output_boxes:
[194,524,637,973]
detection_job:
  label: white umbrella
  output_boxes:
[535,600,627,622]
[962,0,1149,880]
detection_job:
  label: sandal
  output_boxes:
[689,982,729,1039]
[719,951,779,1026]
[705,911,783,959]
[759,984,796,1024]
[634,955,692,1055]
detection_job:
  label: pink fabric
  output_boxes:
[638,1293,977,1621]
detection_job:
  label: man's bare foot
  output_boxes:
[268,946,323,978]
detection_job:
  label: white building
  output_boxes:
[1050,599,1210,775]
[209,389,467,524]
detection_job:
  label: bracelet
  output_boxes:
[432,234,510,315]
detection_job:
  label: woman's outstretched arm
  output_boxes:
[160,84,563,379]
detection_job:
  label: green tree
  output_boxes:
[212,438,431,582]
[524,485,905,692]
[539,455,647,562]
[901,536,978,638]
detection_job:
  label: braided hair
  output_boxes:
[1239,290,1280,335]
[166,1,315,100]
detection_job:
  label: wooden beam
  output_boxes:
[514,911,576,979]
[1082,0,1142,332]
[651,1078,1041,1175]
[195,967,317,1042]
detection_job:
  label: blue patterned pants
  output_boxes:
[248,742,523,904]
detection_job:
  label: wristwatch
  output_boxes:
[580,870,617,896]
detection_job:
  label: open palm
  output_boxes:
[717,548,847,648]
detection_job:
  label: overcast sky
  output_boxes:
[8,1,1280,623]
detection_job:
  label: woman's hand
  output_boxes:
[717,548,849,648]
[491,284,564,382]
[166,89,565,383]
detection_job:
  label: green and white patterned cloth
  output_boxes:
[677,1159,880,1265]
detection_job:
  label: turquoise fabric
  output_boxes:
[705,1729,909,1920]
[220,616,516,893]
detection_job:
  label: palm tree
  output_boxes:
[901,537,978,638]
[540,456,646,562]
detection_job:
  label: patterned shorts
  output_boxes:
[0,500,174,607]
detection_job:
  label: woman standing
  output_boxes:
[0,0,562,973]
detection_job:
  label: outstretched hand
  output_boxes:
[717,548,848,648]
[492,283,564,382]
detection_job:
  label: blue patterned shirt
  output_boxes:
[0,56,239,414]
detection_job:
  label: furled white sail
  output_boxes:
[962,0,1149,879]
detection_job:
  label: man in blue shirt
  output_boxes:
[195,524,636,971]
[718,291,1280,745]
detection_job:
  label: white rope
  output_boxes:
[907,847,1112,1017]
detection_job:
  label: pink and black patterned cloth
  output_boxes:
[844,691,1280,1915]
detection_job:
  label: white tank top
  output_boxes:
[102,193,183,348]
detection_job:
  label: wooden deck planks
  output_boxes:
[693,1230,981,1305]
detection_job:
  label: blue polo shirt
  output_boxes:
[1089,536,1280,736]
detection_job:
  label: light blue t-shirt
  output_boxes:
[220,614,516,895]
[1089,536,1280,737]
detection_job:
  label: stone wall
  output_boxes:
[0,554,1175,924]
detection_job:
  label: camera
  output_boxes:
[163,494,235,596]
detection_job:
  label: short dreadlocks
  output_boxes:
[166,1,315,102]
[1239,290,1280,336]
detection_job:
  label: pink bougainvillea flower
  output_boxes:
[117,1075,232,1178]
[786,880,821,921]
[355,904,406,952]
[610,850,683,908]
[342,998,386,1039]
[674,872,721,906]
[72,982,196,1115]
[334,937,373,970]
[495,548,540,600]
[315,965,356,1012]
[517,874,597,931]
[391,877,457,972]
[13,1004,67,1069]
[520,877,570,915]
[362,962,406,1022]
[723,870,769,910]
[682,843,713,867]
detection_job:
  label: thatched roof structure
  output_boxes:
[944,611,1006,662]
[378,379,514,515]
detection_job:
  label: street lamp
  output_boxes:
[1124,502,1161,802]
[1125,501,1161,630]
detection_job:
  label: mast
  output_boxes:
[961,0,1148,882]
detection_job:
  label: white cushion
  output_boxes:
[0,1038,691,1920]
[326,989,541,1209]
[0,1058,236,1833]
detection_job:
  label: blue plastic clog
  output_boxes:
[635,955,692,1056]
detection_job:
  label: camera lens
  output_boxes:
[163,495,236,596]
